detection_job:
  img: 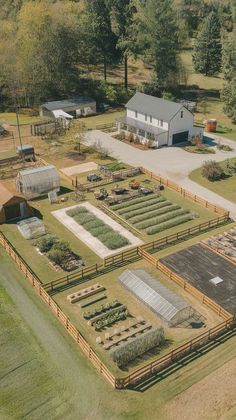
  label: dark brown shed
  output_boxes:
[0,183,33,224]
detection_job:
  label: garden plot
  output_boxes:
[160,244,236,315]
[60,161,98,176]
[52,202,143,258]
[202,227,236,262]
[110,193,195,235]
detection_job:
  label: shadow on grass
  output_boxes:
[128,326,236,393]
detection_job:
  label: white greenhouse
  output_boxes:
[119,269,195,327]
[17,217,46,239]
[16,165,60,199]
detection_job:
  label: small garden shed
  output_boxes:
[0,183,33,223]
[119,269,195,327]
[16,164,60,199]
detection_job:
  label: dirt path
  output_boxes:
[163,357,236,420]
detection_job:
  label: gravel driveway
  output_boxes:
[85,131,236,220]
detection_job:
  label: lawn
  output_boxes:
[1,243,236,419]
[0,112,44,125]
[189,159,236,204]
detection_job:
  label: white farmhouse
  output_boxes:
[117,92,203,148]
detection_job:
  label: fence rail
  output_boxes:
[140,167,227,216]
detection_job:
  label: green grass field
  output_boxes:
[189,160,236,204]
[1,246,236,419]
[0,112,44,125]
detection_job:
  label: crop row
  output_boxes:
[129,204,180,224]
[111,194,158,210]
[135,209,189,229]
[147,214,193,235]
[67,206,129,250]
[118,197,166,216]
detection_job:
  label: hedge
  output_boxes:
[129,204,180,224]
[147,214,193,235]
[67,206,129,249]
[111,328,165,367]
[135,209,188,230]
[111,194,158,210]
[123,202,172,220]
[118,197,166,216]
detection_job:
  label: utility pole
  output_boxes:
[15,104,24,162]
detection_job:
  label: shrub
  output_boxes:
[147,214,193,234]
[53,240,71,253]
[118,197,166,215]
[136,209,188,229]
[130,204,180,224]
[123,201,171,220]
[47,248,65,265]
[112,194,158,210]
[111,328,165,367]
[217,144,233,152]
[201,160,224,181]
[67,206,129,249]
[35,235,56,253]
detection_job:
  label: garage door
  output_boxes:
[172,131,189,145]
[4,204,21,221]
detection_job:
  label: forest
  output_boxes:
[0,0,235,123]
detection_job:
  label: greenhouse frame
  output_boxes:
[119,269,195,327]
[17,217,46,239]
[16,165,60,199]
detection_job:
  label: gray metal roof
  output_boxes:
[117,116,167,136]
[42,96,95,111]
[126,92,185,122]
[18,164,56,177]
[119,269,192,324]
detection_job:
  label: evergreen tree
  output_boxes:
[192,11,222,76]
[83,0,119,81]
[222,33,236,81]
[132,0,180,91]
[222,78,236,123]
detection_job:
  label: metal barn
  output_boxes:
[16,165,60,199]
[119,269,195,327]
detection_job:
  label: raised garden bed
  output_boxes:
[66,206,130,250]
[67,283,105,304]
[79,294,107,308]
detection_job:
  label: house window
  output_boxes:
[135,111,138,118]
[160,120,163,127]
[138,129,145,137]
[145,114,147,121]
[150,115,152,123]
[181,111,184,118]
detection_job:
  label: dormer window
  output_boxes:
[181,110,184,118]
[145,114,147,121]
[135,111,138,118]
[160,120,163,127]
[150,115,152,123]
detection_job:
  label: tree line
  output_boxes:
[0,0,235,122]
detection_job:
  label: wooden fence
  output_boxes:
[138,247,232,320]
[141,167,227,216]
[0,230,235,389]
[0,232,116,388]
[103,213,229,267]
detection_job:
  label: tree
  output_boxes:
[192,11,222,76]
[109,0,134,89]
[132,0,180,91]
[221,30,236,122]
[83,0,119,81]
[221,78,236,123]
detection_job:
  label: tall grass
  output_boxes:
[123,201,172,220]
[135,209,189,230]
[118,197,166,215]
[112,194,159,211]
[129,204,180,224]
[147,214,193,235]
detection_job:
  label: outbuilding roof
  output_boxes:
[0,183,23,206]
[18,164,57,177]
[119,269,191,324]
[126,92,185,122]
[42,96,95,111]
